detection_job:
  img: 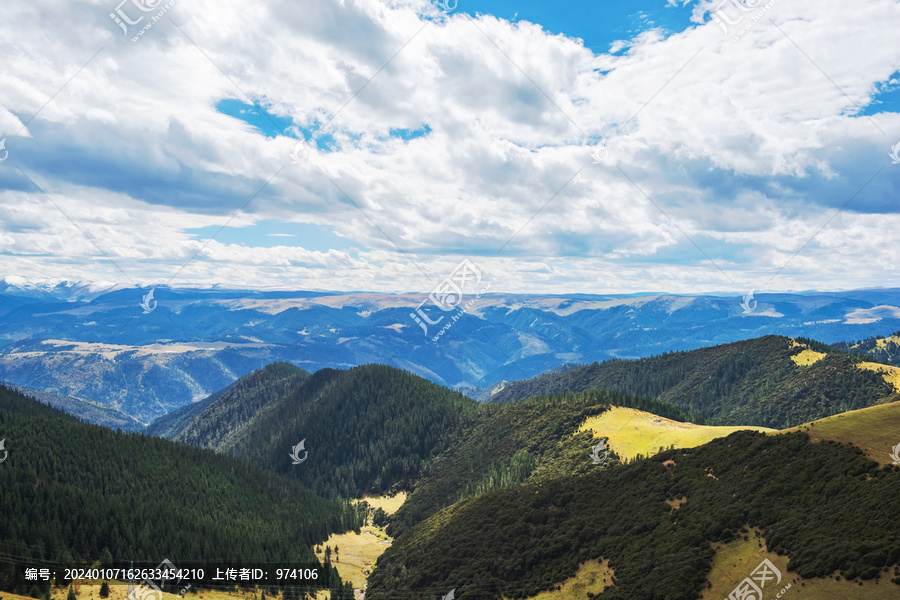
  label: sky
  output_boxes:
[0,0,899,295]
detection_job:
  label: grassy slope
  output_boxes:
[501,560,615,600]
[356,493,408,516]
[857,362,900,392]
[699,534,900,600]
[780,399,900,465]
[579,407,774,461]
[317,494,407,592]
[491,336,896,428]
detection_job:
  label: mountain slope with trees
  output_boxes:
[489,335,895,428]
[832,331,900,367]
[388,390,702,538]
[368,429,900,600]
[5,385,142,430]
[151,364,482,499]
[0,384,363,597]
[144,361,310,449]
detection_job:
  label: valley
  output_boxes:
[3,329,899,600]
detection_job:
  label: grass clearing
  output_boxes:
[791,348,827,366]
[872,334,900,350]
[700,533,898,599]
[857,361,900,392]
[314,525,393,592]
[353,492,407,516]
[34,582,251,600]
[779,400,900,465]
[504,559,615,600]
[578,407,774,460]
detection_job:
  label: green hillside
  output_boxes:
[8,385,143,430]
[145,361,310,447]
[389,390,701,537]
[210,364,479,499]
[367,429,900,600]
[0,384,363,597]
[489,335,895,428]
[831,331,900,367]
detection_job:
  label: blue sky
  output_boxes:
[0,0,899,294]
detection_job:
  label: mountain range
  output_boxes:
[3,328,900,600]
[2,279,900,422]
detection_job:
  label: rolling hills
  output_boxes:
[367,428,900,600]
[832,330,900,367]
[488,335,897,428]
[151,363,480,499]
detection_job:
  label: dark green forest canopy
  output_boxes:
[0,384,364,594]
[388,389,695,538]
[488,335,895,428]
[831,331,900,367]
[369,430,900,600]
[209,364,482,499]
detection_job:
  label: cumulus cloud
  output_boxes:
[0,0,898,294]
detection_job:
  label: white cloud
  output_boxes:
[0,0,898,295]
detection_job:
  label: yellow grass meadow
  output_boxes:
[700,533,897,600]
[780,399,900,464]
[790,348,827,366]
[857,361,900,392]
[578,406,774,461]
[503,559,615,600]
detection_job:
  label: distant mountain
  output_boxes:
[0,276,127,301]
[3,281,900,421]
[7,384,142,430]
[489,335,898,428]
[0,384,362,599]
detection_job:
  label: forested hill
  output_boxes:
[144,361,310,446]
[0,384,363,595]
[488,335,897,428]
[151,364,481,499]
[832,331,900,366]
[388,390,701,538]
[368,430,900,600]
[8,385,143,431]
